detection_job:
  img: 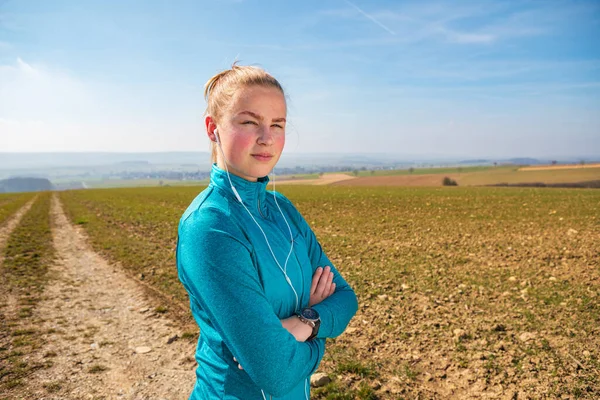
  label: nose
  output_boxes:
[257,126,274,145]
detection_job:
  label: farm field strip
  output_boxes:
[459,166,600,186]
[353,165,499,177]
[333,166,600,187]
[0,192,55,394]
[59,188,194,306]
[519,163,600,171]
[60,185,600,398]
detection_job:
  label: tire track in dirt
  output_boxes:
[21,194,196,399]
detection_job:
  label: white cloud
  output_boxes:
[15,57,41,76]
[0,58,94,122]
[0,58,203,152]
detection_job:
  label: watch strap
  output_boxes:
[307,319,320,341]
[298,309,320,341]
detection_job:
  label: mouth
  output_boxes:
[252,153,274,161]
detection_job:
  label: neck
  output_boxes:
[217,159,258,182]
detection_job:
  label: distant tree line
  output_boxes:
[115,170,211,181]
[0,177,54,193]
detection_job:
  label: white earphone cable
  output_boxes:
[214,130,309,400]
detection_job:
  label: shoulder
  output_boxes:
[181,186,224,221]
[179,187,244,242]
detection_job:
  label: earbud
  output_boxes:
[213,128,220,144]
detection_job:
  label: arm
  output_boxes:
[295,210,359,339]
[264,265,336,347]
[274,193,358,338]
[177,207,325,397]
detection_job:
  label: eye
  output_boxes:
[272,124,284,129]
[242,120,258,125]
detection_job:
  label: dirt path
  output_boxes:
[22,195,197,399]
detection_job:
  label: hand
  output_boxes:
[233,356,243,370]
[309,266,335,307]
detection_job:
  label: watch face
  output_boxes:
[302,308,319,320]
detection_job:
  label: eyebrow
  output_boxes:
[238,110,286,123]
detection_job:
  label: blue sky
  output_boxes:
[1,0,599,159]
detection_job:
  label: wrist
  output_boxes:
[297,317,313,341]
[282,316,312,342]
[297,307,321,341]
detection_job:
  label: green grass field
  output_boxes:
[0,193,55,393]
[56,184,600,398]
[275,173,321,180]
[330,165,600,188]
[0,193,36,226]
[459,166,600,186]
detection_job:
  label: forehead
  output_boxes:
[227,85,286,115]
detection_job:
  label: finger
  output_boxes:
[315,266,331,296]
[329,282,336,296]
[323,271,334,298]
[233,357,243,370]
[327,270,334,287]
[310,267,323,295]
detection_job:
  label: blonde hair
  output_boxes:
[204,63,286,162]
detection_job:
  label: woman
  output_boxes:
[176,64,358,399]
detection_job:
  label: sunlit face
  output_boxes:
[207,85,286,182]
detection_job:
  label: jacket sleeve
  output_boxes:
[177,207,324,397]
[282,196,359,339]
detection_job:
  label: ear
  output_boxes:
[205,115,217,142]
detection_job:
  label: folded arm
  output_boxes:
[307,236,359,339]
[279,195,359,339]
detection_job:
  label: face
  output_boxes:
[207,85,286,182]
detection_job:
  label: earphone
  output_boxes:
[213,130,244,203]
[213,128,310,400]
[213,129,296,294]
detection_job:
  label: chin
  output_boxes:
[254,167,274,178]
[250,161,278,177]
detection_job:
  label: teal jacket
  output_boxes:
[176,164,358,399]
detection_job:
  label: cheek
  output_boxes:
[227,132,255,154]
[224,129,285,156]
[275,134,285,149]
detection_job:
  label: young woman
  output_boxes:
[176,64,358,399]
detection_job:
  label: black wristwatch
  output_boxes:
[297,307,320,341]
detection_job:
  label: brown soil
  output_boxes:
[518,163,600,171]
[10,195,197,399]
[277,173,356,185]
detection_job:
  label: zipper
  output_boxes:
[257,197,266,218]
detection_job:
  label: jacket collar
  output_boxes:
[209,164,269,215]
